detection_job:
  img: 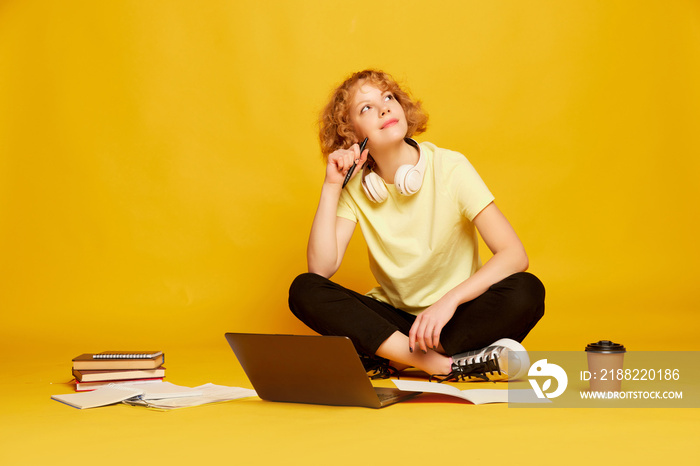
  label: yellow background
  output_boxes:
[3,0,698,354]
[1,2,699,464]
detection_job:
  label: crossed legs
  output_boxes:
[288,272,545,376]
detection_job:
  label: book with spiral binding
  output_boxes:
[72,352,165,370]
[92,351,163,359]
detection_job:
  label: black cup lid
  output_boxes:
[585,340,626,353]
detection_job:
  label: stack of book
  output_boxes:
[71,351,166,391]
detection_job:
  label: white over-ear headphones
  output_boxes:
[361,140,426,203]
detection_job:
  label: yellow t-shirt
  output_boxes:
[336,141,495,315]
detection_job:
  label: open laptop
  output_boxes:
[224,333,421,408]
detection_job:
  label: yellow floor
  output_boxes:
[2,343,697,466]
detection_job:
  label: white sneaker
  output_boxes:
[430,338,530,383]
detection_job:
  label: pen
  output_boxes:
[342,137,368,189]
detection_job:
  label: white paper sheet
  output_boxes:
[123,383,257,409]
[51,385,144,409]
[116,381,203,400]
[392,379,550,404]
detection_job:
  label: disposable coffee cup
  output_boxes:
[585,340,626,392]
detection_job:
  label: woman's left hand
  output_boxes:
[408,296,458,354]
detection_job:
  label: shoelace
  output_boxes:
[368,363,400,380]
[359,354,401,380]
[429,354,502,383]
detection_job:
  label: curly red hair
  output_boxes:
[318,69,428,160]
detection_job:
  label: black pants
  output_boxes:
[288,272,545,357]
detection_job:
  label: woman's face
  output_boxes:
[349,81,408,147]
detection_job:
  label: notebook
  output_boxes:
[91,351,163,359]
[224,333,420,408]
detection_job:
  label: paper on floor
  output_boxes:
[392,379,550,404]
[51,385,144,409]
[123,383,257,410]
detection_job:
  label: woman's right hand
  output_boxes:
[308,143,366,277]
[325,142,369,186]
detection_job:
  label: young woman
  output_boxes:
[289,69,545,382]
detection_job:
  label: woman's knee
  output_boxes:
[503,272,546,319]
[288,272,329,316]
[517,272,545,299]
[289,272,321,298]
